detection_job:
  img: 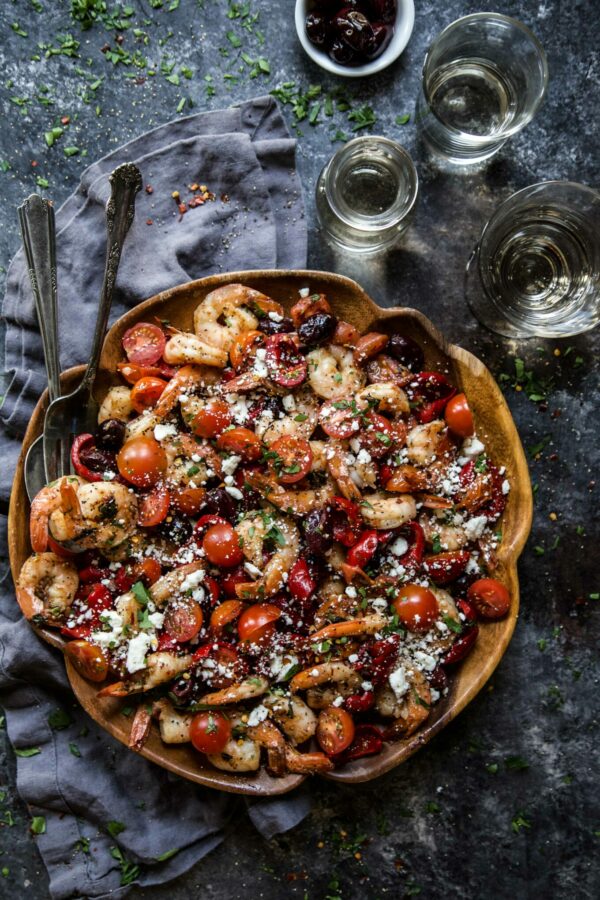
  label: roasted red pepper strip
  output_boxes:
[332,724,383,763]
[442,625,479,665]
[356,634,401,686]
[456,598,478,623]
[60,583,112,639]
[71,433,103,483]
[346,530,380,568]
[264,334,307,388]
[396,522,425,573]
[344,691,375,713]
[288,558,317,601]
[331,496,363,547]
[78,565,111,584]
[424,550,470,584]
[459,460,506,520]
[412,372,457,424]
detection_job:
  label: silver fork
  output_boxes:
[18,195,64,500]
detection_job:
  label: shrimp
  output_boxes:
[152,698,193,744]
[125,409,160,441]
[17,552,78,620]
[406,420,447,466]
[235,514,300,599]
[207,711,261,772]
[99,651,193,697]
[430,587,461,652]
[246,719,333,775]
[290,661,359,693]
[309,614,387,643]
[39,479,138,553]
[98,386,133,424]
[419,510,468,551]
[326,444,362,501]
[154,364,221,418]
[163,330,228,368]
[149,561,205,607]
[198,675,270,706]
[355,383,410,418]
[262,693,317,746]
[163,432,222,486]
[247,472,335,516]
[376,668,431,738]
[306,346,366,400]
[360,492,417,530]
[193,284,275,353]
[255,386,319,445]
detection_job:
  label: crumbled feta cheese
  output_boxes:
[153,423,177,442]
[221,454,241,476]
[148,612,165,630]
[413,650,437,672]
[361,681,373,692]
[389,536,409,557]
[255,347,267,360]
[282,394,296,412]
[430,688,441,703]
[253,358,269,377]
[269,653,299,681]
[244,562,263,579]
[345,585,358,598]
[268,311,283,322]
[371,598,388,612]
[225,486,244,500]
[459,435,485,463]
[348,654,359,664]
[356,448,372,465]
[180,569,205,591]
[247,704,269,727]
[299,287,310,298]
[125,632,153,673]
[90,610,124,649]
[464,515,488,540]
[332,695,345,707]
[388,666,409,701]
[224,475,235,486]
[502,479,510,495]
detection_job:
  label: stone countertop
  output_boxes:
[0,1,598,898]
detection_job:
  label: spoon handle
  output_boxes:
[18,195,61,404]
[79,162,142,395]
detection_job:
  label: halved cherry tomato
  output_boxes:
[316,706,355,756]
[117,436,167,488]
[71,433,105,483]
[172,487,206,517]
[288,558,317,601]
[189,711,231,754]
[216,427,261,461]
[290,293,332,327]
[332,320,361,347]
[64,640,108,682]
[456,598,478,623]
[392,583,439,633]
[445,392,474,438]
[203,523,243,568]
[130,376,168,413]
[137,485,170,527]
[356,412,395,460]
[424,550,470,585]
[264,334,307,387]
[210,599,244,632]
[191,399,232,439]
[332,723,382,762]
[135,558,162,586]
[467,578,511,619]
[237,603,281,644]
[269,436,313,484]
[353,332,388,366]
[220,565,249,598]
[60,583,113,639]
[163,599,203,642]
[229,330,265,371]
[78,565,111,584]
[122,322,166,366]
[117,361,175,385]
[412,371,457,424]
[319,400,361,440]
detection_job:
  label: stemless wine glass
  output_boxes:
[416,13,548,165]
[465,182,600,338]
[315,136,419,252]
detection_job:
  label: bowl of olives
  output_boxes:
[295,0,414,77]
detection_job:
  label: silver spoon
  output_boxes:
[43,162,142,480]
[18,195,63,501]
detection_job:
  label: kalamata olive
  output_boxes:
[333,9,375,54]
[305,12,331,46]
[429,665,448,692]
[368,0,396,23]
[247,395,283,424]
[97,418,126,450]
[366,22,392,58]
[203,487,237,522]
[171,676,196,703]
[78,445,117,473]
[387,334,425,370]
[257,315,295,336]
[157,515,193,545]
[329,38,357,64]
[304,508,333,556]
[298,312,338,347]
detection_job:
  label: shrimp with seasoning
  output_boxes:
[376,668,432,738]
[17,552,79,621]
[246,472,335,516]
[235,513,300,599]
[99,651,194,697]
[255,385,319,445]
[360,492,417,530]
[193,284,279,353]
[154,364,221,419]
[306,345,366,400]
[98,386,133,424]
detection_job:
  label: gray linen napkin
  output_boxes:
[0,95,309,899]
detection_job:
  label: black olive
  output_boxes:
[304,508,333,556]
[368,0,396,24]
[328,37,357,64]
[78,445,117,473]
[204,487,237,522]
[157,515,193,545]
[387,334,425,371]
[305,12,331,46]
[366,22,391,58]
[171,676,196,703]
[257,315,295,336]
[298,312,338,347]
[97,418,126,450]
[333,8,375,54]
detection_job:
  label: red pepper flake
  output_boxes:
[145,184,154,194]
[100,43,110,53]
[178,203,187,215]
[31,160,38,167]
[61,116,70,125]
[221,193,230,203]
[146,218,153,226]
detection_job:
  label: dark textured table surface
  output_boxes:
[0,2,598,898]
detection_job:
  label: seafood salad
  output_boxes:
[18,284,513,776]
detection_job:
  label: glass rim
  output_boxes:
[323,135,419,231]
[422,12,549,143]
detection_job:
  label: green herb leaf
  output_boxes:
[69,742,81,757]
[132,581,151,606]
[31,816,46,835]
[48,708,72,730]
[107,821,126,838]
[505,755,529,771]
[395,113,410,125]
[15,747,41,758]
[154,848,179,861]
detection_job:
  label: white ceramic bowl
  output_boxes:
[294,0,415,78]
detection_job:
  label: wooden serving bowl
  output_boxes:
[8,270,532,795]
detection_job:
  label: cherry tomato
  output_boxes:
[467,578,511,619]
[269,436,313,484]
[137,485,170,527]
[172,487,206,517]
[71,433,106,483]
[353,332,388,366]
[424,550,471,585]
[130,376,168,413]
[163,599,204,642]
[445,392,475,438]
[316,706,355,756]
[264,334,307,387]
[64,640,108,682]
[290,293,332,327]
[203,523,244,568]
[287,558,317,601]
[117,361,172,385]
[191,400,232,439]
[332,320,361,347]
[346,530,380,569]
[122,322,166,366]
[220,565,249,597]
[229,330,265,371]
[189,711,231,754]
[210,599,244,632]
[319,400,361,439]
[357,412,395,460]
[117,436,167,488]
[134,558,162,586]
[392,583,439,633]
[237,603,281,644]
[216,427,262,461]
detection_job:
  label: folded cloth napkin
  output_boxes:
[0,95,309,899]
